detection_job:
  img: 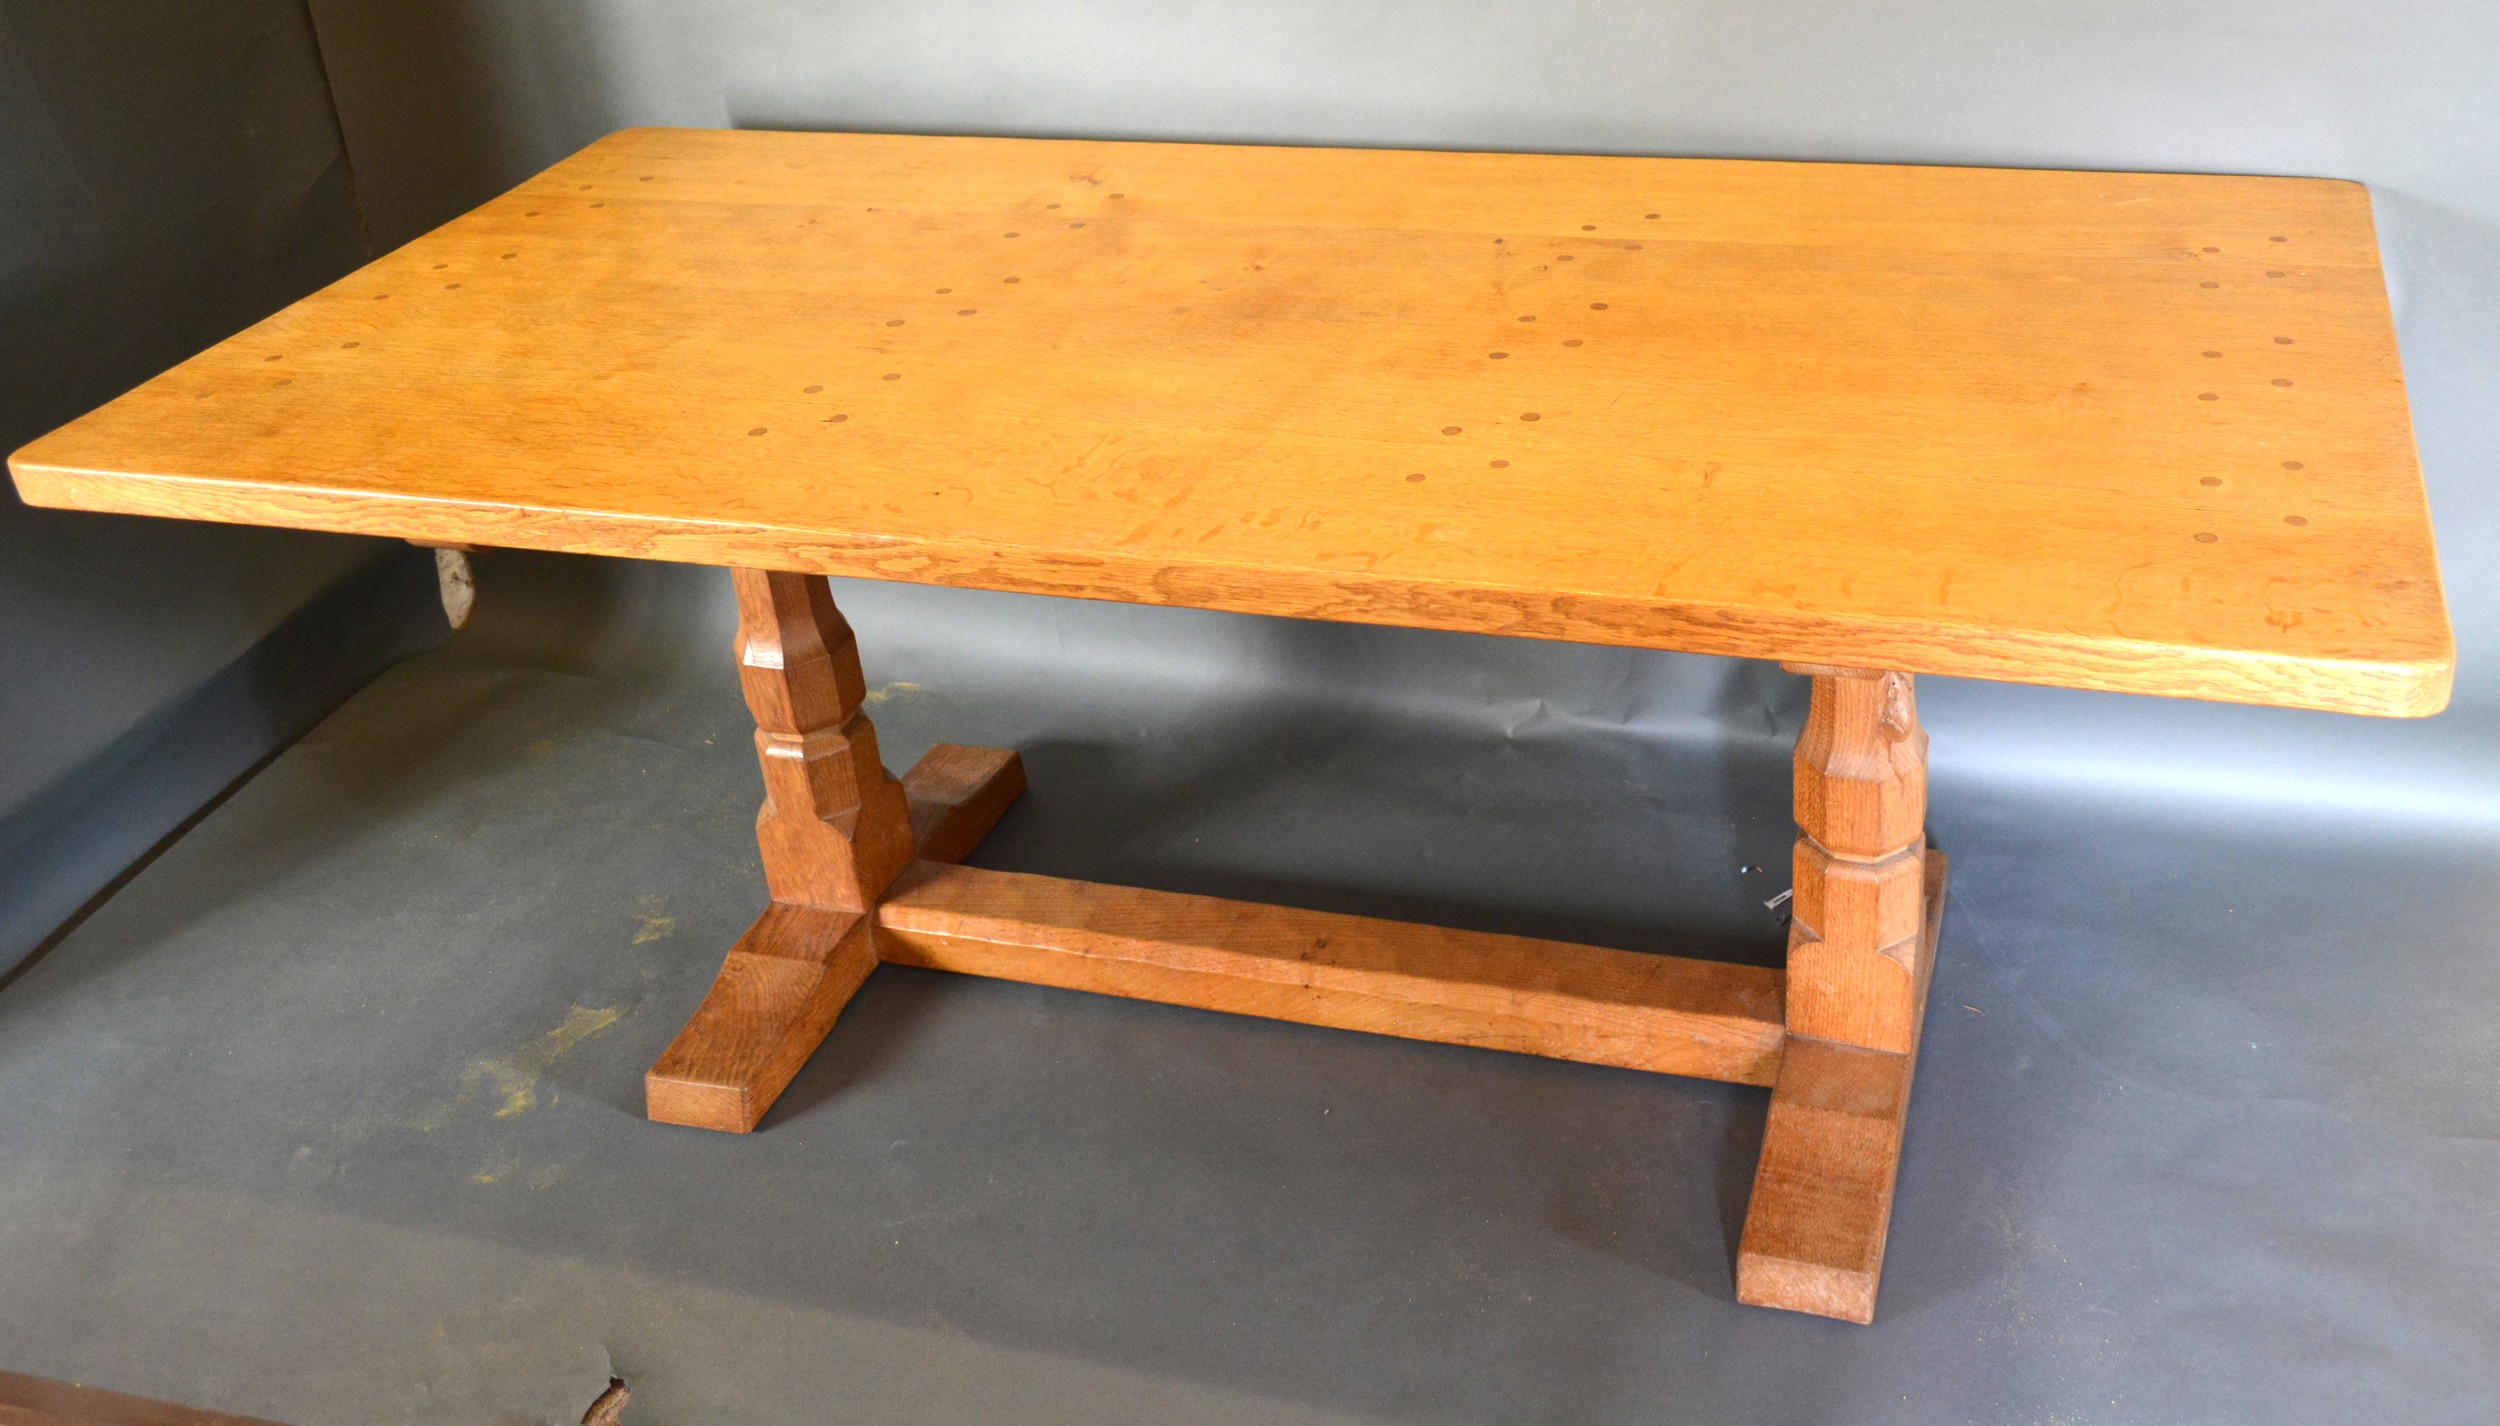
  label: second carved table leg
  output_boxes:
[734,569,916,912]
[1785,668,1930,1053]
[1737,665,1945,1322]
[646,570,1025,1131]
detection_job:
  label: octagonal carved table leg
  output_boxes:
[646,570,1023,1132]
[1738,665,1946,1322]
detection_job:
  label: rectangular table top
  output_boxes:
[9,128,2450,715]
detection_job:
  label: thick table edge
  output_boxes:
[6,460,2454,718]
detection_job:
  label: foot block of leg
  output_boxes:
[1736,850,1945,1322]
[1735,1036,1913,1322]
[646,904,874,1132]
[902,744,1027,864]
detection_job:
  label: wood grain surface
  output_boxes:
[899,742,1028,865]
[1786,669,1931,1054]
[1736,851,1949,1322]
[647,570,1030,1132]
[8,128,2449,713]
[644,904,874,1132]
[876,861,1789,1084]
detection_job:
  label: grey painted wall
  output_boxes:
[299,0,2499,830]
[0,0,442,973]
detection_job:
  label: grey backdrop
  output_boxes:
[0,0,441,979]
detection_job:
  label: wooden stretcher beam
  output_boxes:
[874,861,1789,1086]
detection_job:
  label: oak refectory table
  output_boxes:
[9,128,2450,1323]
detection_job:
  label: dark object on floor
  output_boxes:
[578,1377,628,1426]
[0,1371,289,1426]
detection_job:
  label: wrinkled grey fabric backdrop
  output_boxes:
[0,0,439,977]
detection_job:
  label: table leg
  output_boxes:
[645,570,1024,1131]
[1737,666,1944,1322]
[644,606,1943,1322]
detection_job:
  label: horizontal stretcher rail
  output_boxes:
[874,861,1789,1086]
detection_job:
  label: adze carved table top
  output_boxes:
[9,127,2450,715]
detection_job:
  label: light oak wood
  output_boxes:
[647,590,1954,1319]
[901,743,1028,864]
[1792,669,1928,862]
[648,572,1028,1131]
[733,568,915,911]
[1787,669,1930,1053]
[1736,851,1948,1323]
[8,128,2449,715]
[875,861,1789,1084]
[1736,667,1940,1320]
[646,904,875,1131]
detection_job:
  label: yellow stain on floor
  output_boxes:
[470,1064,538,1120]
[863,681,923,705]
[631,893,675,944]
[456,1003,628,1124]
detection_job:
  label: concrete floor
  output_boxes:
[2,559,2496,1425]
